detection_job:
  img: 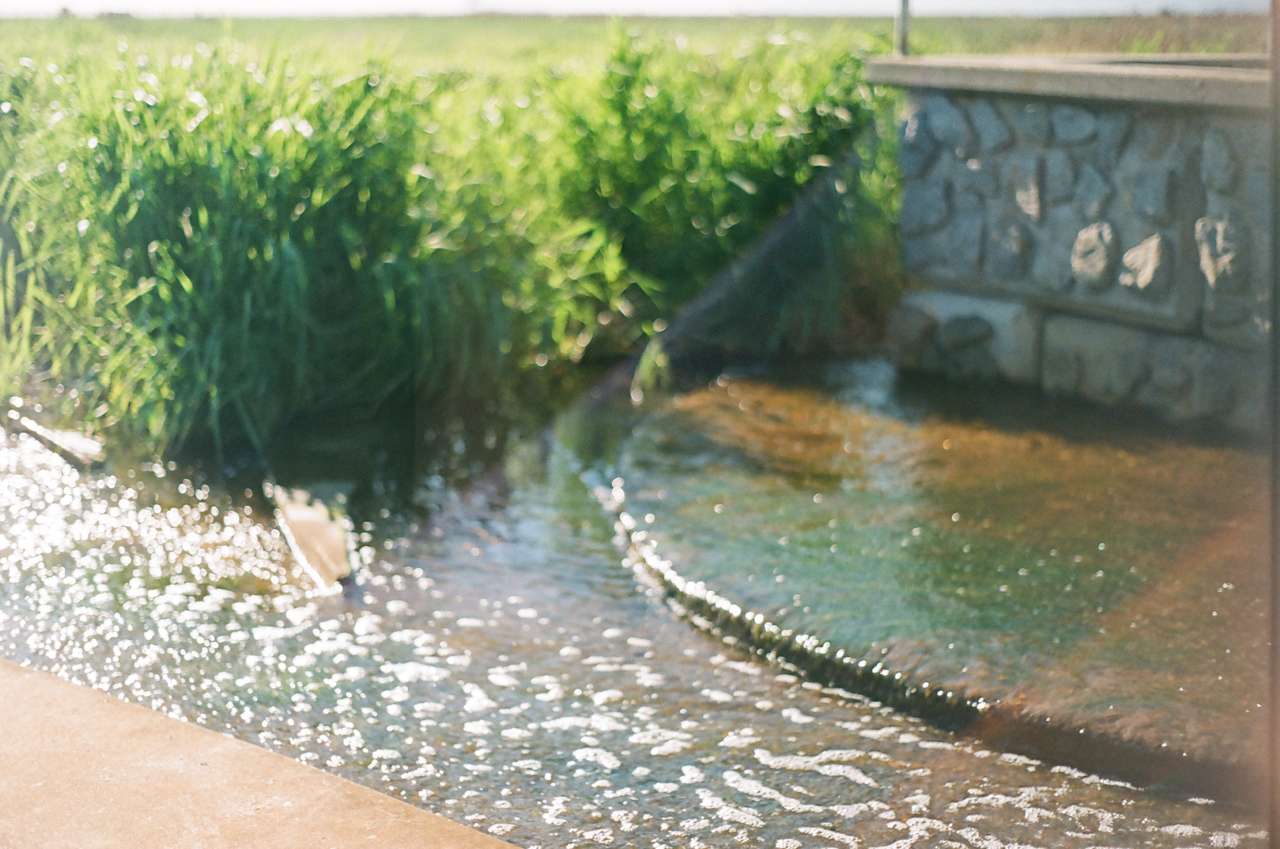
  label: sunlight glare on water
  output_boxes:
[0,424,1267,848]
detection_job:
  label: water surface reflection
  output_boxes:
[0,395,1268,847]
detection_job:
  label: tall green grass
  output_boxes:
[0,30,896,463]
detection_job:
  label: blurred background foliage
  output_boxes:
[0,15,1264,75]
[3,12,1256,465]
[0,27,899,463]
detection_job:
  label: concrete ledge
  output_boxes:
[0,660,513,849]
[1041,313,1266,430]
[866,54,1269,111]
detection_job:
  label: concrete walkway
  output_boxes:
[0,660,514,849]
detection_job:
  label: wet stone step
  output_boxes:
[599,359,1269,799]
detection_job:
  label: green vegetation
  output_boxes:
[0,28,895,462]
[0,13,1258,464]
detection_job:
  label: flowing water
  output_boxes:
[605,361,1270,779]
[0,362,1269,848]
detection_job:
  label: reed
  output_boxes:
[0,30,897,462]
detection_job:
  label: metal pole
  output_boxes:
[1269,0,1279,839]
[894,0,909,56]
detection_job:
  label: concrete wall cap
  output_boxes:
[866,55,1268,112]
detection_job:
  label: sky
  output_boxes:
[3,0,1268,16]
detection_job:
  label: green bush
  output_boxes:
[0,31,897,464]
[5,55,514,459]
[555,33,882,312]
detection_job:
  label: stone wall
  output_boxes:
[881,82,1270,434]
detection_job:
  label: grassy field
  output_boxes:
[0,14,1267,74]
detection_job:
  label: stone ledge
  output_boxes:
[1041,314,1266,432]
[0,660,514,849]
[885,290,1040,384]
[866,54,1269,111]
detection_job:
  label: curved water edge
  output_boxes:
[0,365,1269,846]
[596,485,1255,804]
[562,358,1269,807]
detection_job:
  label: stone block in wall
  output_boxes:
[1132,164,1175,225]
[1030,205,1081,293]
[885,291,1040,384]
[1069,221,1117,290]
[965,98,1012,153]
[1195,213,1248,295]
[1043,149,1075,204]
[1042,315,1265,431]
[998,100,1050,146]
[1042,317,1148,404]
[1201,127,1237,193]
[987,217,1031,281]
[1090,111,1133,171]
[901,180,949,237]
[924,94,973,157]
[1050,104,1096,145]
[952,157,998,196]
[949,202,985,275]
[1004,152,1043,222]
[899,107,938,180]
[1197,116,1272,350]
[1073,164,1111,219]
[1223,357,1269,434]
[1119,233,1173,295]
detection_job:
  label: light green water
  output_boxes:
[606,360,1269,774]
[0,358,1269,847]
